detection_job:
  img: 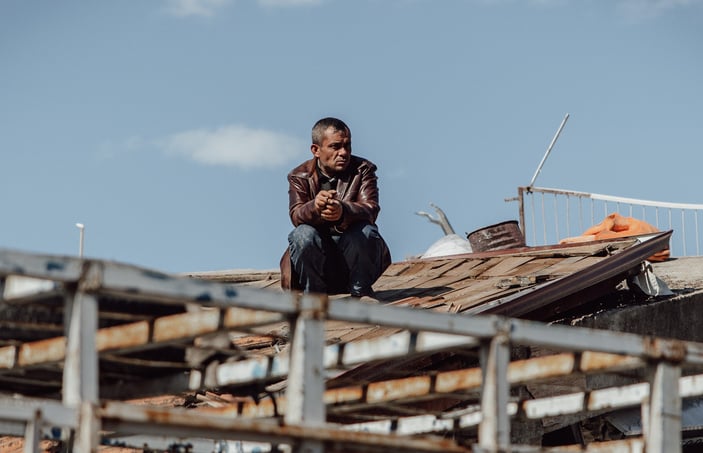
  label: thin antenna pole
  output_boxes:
[528,113,569,189]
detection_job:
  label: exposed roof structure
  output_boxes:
[1,229,701,452]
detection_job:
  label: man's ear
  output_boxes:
[311,144,320,158]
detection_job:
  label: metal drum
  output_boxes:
[467,220,526,252]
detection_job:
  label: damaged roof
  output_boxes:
[0,230,683,451]
[0,232,672,399]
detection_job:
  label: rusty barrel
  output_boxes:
[467,220,526,252]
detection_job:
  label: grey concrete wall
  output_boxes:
[573,289,703,342]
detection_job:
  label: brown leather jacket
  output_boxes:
[280,155,390,289]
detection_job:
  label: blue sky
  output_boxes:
[2,0,701,273]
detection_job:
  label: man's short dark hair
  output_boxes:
[312,117,350,145]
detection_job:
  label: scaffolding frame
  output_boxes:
[1,248,702,452]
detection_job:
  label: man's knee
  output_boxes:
[345,221,380,242]
[288,224,320,249]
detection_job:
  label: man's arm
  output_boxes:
[288,174,328,227]
[337,161,381,230]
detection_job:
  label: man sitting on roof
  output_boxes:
[280,117,391,298]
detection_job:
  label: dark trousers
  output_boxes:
[288,221,388,296]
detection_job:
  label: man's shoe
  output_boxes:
[350,288,378,303]
[350,288,375,298]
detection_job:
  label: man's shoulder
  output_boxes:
[350,155,377,172]
[288,159,315,178]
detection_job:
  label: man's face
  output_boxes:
[311,127,351,176]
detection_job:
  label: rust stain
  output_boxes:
[642,336,687,362]
[96,321,150,351]
[579,351,643,372]
[435,368,482,393]
[368,375,431,402]
[152,309,220,342]
[507,353,576,384]
[223,307,283,327]
[323,386,364,405]
[17,337,66,366]
[239,398,278,418]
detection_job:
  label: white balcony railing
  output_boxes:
[511,186,703,257]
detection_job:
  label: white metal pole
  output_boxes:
[528,113,570,189]
[75,223,85,258]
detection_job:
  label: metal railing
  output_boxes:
[512,186,703,257]
[1,248,703,452]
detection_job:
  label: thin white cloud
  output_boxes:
[617,0,702,21]
[473,0,568,5]
[164,0,232,17]
[163,0,321,16]
[475,0,702,18]
[161,124,307,169]
[257,0,323,6]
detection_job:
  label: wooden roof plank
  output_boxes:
[441,259,488,277]
[479,256,536,277]
[436,279,513,311]
[504,257,563,277]
[381,262,413,277]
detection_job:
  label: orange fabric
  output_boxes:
[560,212,670,261]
